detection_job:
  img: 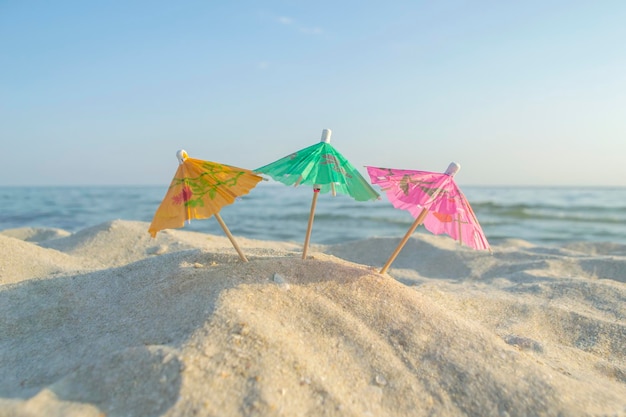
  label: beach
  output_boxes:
[1,219,625,416]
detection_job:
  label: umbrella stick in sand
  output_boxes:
[302,187,321,259]
[214,213,248,262]
[379,208,429,274]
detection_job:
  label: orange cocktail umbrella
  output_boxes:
[149,150,262,261]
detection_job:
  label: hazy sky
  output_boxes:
[1,1,625,186]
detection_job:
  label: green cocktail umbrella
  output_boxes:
[255,129,379,258]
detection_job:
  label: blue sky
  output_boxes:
[1,1,625,186]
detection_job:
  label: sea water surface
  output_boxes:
[1,183,625,246]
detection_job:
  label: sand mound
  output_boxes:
[0,227,71,243]
[0,234,100,284]
[1,220,625,416]
[38,220,302,268]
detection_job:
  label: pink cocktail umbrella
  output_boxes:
[367,162,490,274]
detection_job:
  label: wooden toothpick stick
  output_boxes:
[379,208,429,274]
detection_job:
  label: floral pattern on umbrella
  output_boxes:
[150,154,261,237]
[367,164,489,251]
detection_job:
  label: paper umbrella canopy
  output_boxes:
[149,150,263,261]
[255,129,379,258]
[367,163,490,273]
[255,129,379,201]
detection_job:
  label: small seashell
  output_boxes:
[273,273,290,290]
[375,374,387,386]
[273,273,286,284]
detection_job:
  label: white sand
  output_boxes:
[1,219,625,417]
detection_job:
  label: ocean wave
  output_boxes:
[2,186,626,246]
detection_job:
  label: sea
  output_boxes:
[1,183,625,247]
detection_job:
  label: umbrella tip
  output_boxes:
[320,129,332,143]
[176,149,188,164]
[445,162,461,176]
